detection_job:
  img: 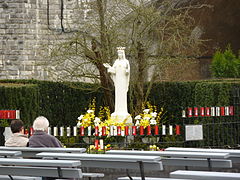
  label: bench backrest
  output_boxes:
[0,146,86,158]
[106,150,232,169]
[0,166,82,179]
[36,152,163,171]
[0,158,81,167]
[162,158,232,168]
[166,147,240,157]
[0,150,22,157]
[106,150,230,159]
[0,158,82,179]
[170,170,240,180]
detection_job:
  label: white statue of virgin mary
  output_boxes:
[104,47,132,124]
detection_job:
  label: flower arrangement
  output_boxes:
[149,145,159,151]
[77,99,165,136]
[88,143,112,153]
[134,102,164,128]
[77,99,126,136]
[77,98,96,128]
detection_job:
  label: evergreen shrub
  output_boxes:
[0,79,240,148]
[211,46,240,78]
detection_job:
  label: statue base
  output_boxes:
[111,112,133,125]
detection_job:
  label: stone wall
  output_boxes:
[0,0,91,80]
[1,0,239,80]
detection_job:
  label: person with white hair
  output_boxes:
[29,116,63,147]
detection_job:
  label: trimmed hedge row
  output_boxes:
[0,83,39,126]
[149,79,239,122]
[0,80,104,127]
[0,79,239,128]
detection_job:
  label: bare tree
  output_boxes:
[44,0,209,114]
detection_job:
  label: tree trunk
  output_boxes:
[134,42,146,114]
[97,62,115,111]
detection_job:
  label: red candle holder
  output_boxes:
[140,126,144,135]
[117,126,121,136]
[125,126,129,136]
[147,125,151,135]
[102,126,106,136]
[30,127,34,136]
[154,125,159,135]
[95,126,99,136]
[176,125,180,135]
[80,126,84,136]
[94,139,99,150]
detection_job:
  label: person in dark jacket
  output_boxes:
[29,116,63,147]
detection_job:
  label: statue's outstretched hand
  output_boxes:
[103,63,111,68]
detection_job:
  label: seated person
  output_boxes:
[29,116,63,147]
[5,119,29,147]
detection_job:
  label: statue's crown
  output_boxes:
[117,47,125,50]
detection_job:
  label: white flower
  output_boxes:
[143,109,150,114]
[94,117,101,126]
[87,109,94,114]
[135,120,140,126]
[94,117,101,123]
[151,112,157,118]
[143,116,151,120]
[150,119,157,125]
[78,115,84,120]
[94,122,100,127]
[134,115,142,120]
[77,121,82,127]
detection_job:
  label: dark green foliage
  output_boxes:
[149,81,196,124]
[211,46,240,78]
[0,83,39,126]
[1,79,237,128]
[0,80,104,127]
[0,79,240,148]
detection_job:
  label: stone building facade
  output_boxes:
[0,0,92,80]
[1,0,240,80]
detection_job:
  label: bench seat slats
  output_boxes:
[0,151,22,157]
[106,150,230,159]
[0,146,86,153]
[166,147,240,157]
[0,147,86,158]
[0,158,81,167]
[0,175,42,180]
[162,158,232,168]
[118,177,192,180]
[0,166,82,178]
[37,153,161,162]
[82,173,104,178]
[170,170,240,180]
[81,160,163,170]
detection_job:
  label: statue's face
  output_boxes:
[118,50,124,60]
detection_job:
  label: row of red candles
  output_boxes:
[185,106,234,117]
[0,110,20,119]
[24,125,181,136]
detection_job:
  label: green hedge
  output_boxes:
[0,83,39,126]
[1,79,239,127]
[149,79,239,119]
[0,80,104,127]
